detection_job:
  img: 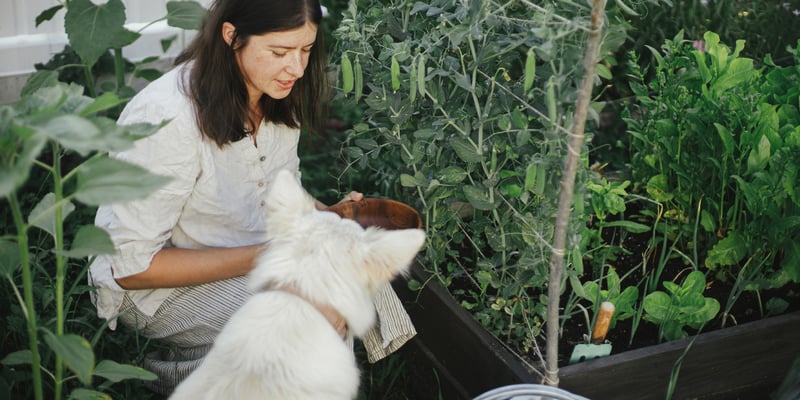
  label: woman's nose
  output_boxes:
[286,52,305,77]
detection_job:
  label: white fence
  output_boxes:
[0,0,210,103]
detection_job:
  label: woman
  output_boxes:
[89,0,415,394]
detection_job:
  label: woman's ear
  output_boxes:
[221,21,236,46]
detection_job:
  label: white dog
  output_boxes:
[169,169,426,400]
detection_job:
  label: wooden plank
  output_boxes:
[559,311,800,399]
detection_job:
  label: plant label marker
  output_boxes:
[569,301,615,364]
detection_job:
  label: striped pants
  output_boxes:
[118,275,416,395]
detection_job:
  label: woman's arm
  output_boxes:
[115,244,265,290]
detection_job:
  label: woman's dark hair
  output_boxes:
[175,0,328,147]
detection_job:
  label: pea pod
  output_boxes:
[341,53,354,95]
[409,56,417,103]
[417,54,426,99]
[523,47,536,93]
[546,76,556,128]
[391,55,401,92]
[354,56,363,102]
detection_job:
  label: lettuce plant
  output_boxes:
[643,270,720,342]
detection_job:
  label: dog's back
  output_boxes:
[170,170,426,400]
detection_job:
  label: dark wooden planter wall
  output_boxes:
[394,263,800,400]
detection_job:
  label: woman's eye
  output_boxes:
[271,51,287,57]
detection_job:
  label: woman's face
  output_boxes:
[223,22,318,106]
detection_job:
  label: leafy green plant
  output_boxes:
[0,2,206,399]
[329,0,676,374]
[35,0,205,99]
[0,79,170,399]
[624,30,800,289]
[577,267,639,329]
[643,270,720,342]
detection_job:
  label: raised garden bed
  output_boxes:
[394,262,800,400]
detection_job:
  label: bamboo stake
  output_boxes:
[543,0,607,387]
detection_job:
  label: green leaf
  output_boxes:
[746,135,771,173]
[437,166,467,184]
[166,1,207,30]
[681,270,707,294]
[705,232,747,269]
[79,92,126,117]
[450,138,483,163]
[36,5,64,27]
[646,174,673,202]
[596,220,651,233]
[1,350,32,366]
[643,291,671,322]
[0,240,21,277]
[36,115,101,156]
[94,360,157,382]
[55,225,116,259]
[68,388,111,400]
[28,193,76,240]
[462,185,495,211]
[74,157,171,205]
[21,70,60,97]
[42,331,94,385]
[65,0,141,67]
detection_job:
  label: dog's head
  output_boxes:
[249,169,426,335]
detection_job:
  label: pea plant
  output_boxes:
[330,0,660,377]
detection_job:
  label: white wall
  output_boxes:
[0,0,211,103]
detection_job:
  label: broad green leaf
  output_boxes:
[782,241,800,283]
[705,231,747,268]
[166,1,207,30]
[79,92,126,117]
[65,0,141,67]
[0,240,21,277]
[400,173,426,188]
[437,166,467,184]
[746,135,771,173]
[74,157,171,205]
[645,174,673,202]
[681,271,707,295]
[28,193,76,240]
[20,70,60,97]
[462,184,495,210]
[35,5,63,27]
[42,331,94,385]
[54,225,115,259]
[711,58,754,94]
[450,138,483,163]
[713,123,735,158]
[0,127,48,198]
[643,291,671,322]
[68,388,111,400]
[94,359,157,382]
[36,114,101,156]
[1,350,32,366]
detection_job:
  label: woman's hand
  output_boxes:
[314,190,363,210]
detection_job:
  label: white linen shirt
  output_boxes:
[89,64,301,329]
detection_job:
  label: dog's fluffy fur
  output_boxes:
[169,169,426,400]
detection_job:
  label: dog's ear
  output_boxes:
[363,228,426,282]
[265,170,316,231]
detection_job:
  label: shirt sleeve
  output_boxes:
[95,98,201,280]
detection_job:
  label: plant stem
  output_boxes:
[543,0,606,387]
[8,193,44,400]
[83,64,96,97]
[52,143,65,400]
[114,48,125,92]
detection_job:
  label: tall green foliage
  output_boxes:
[331,0,646,358]
[624,31,800,291]
[1,1,204,398]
